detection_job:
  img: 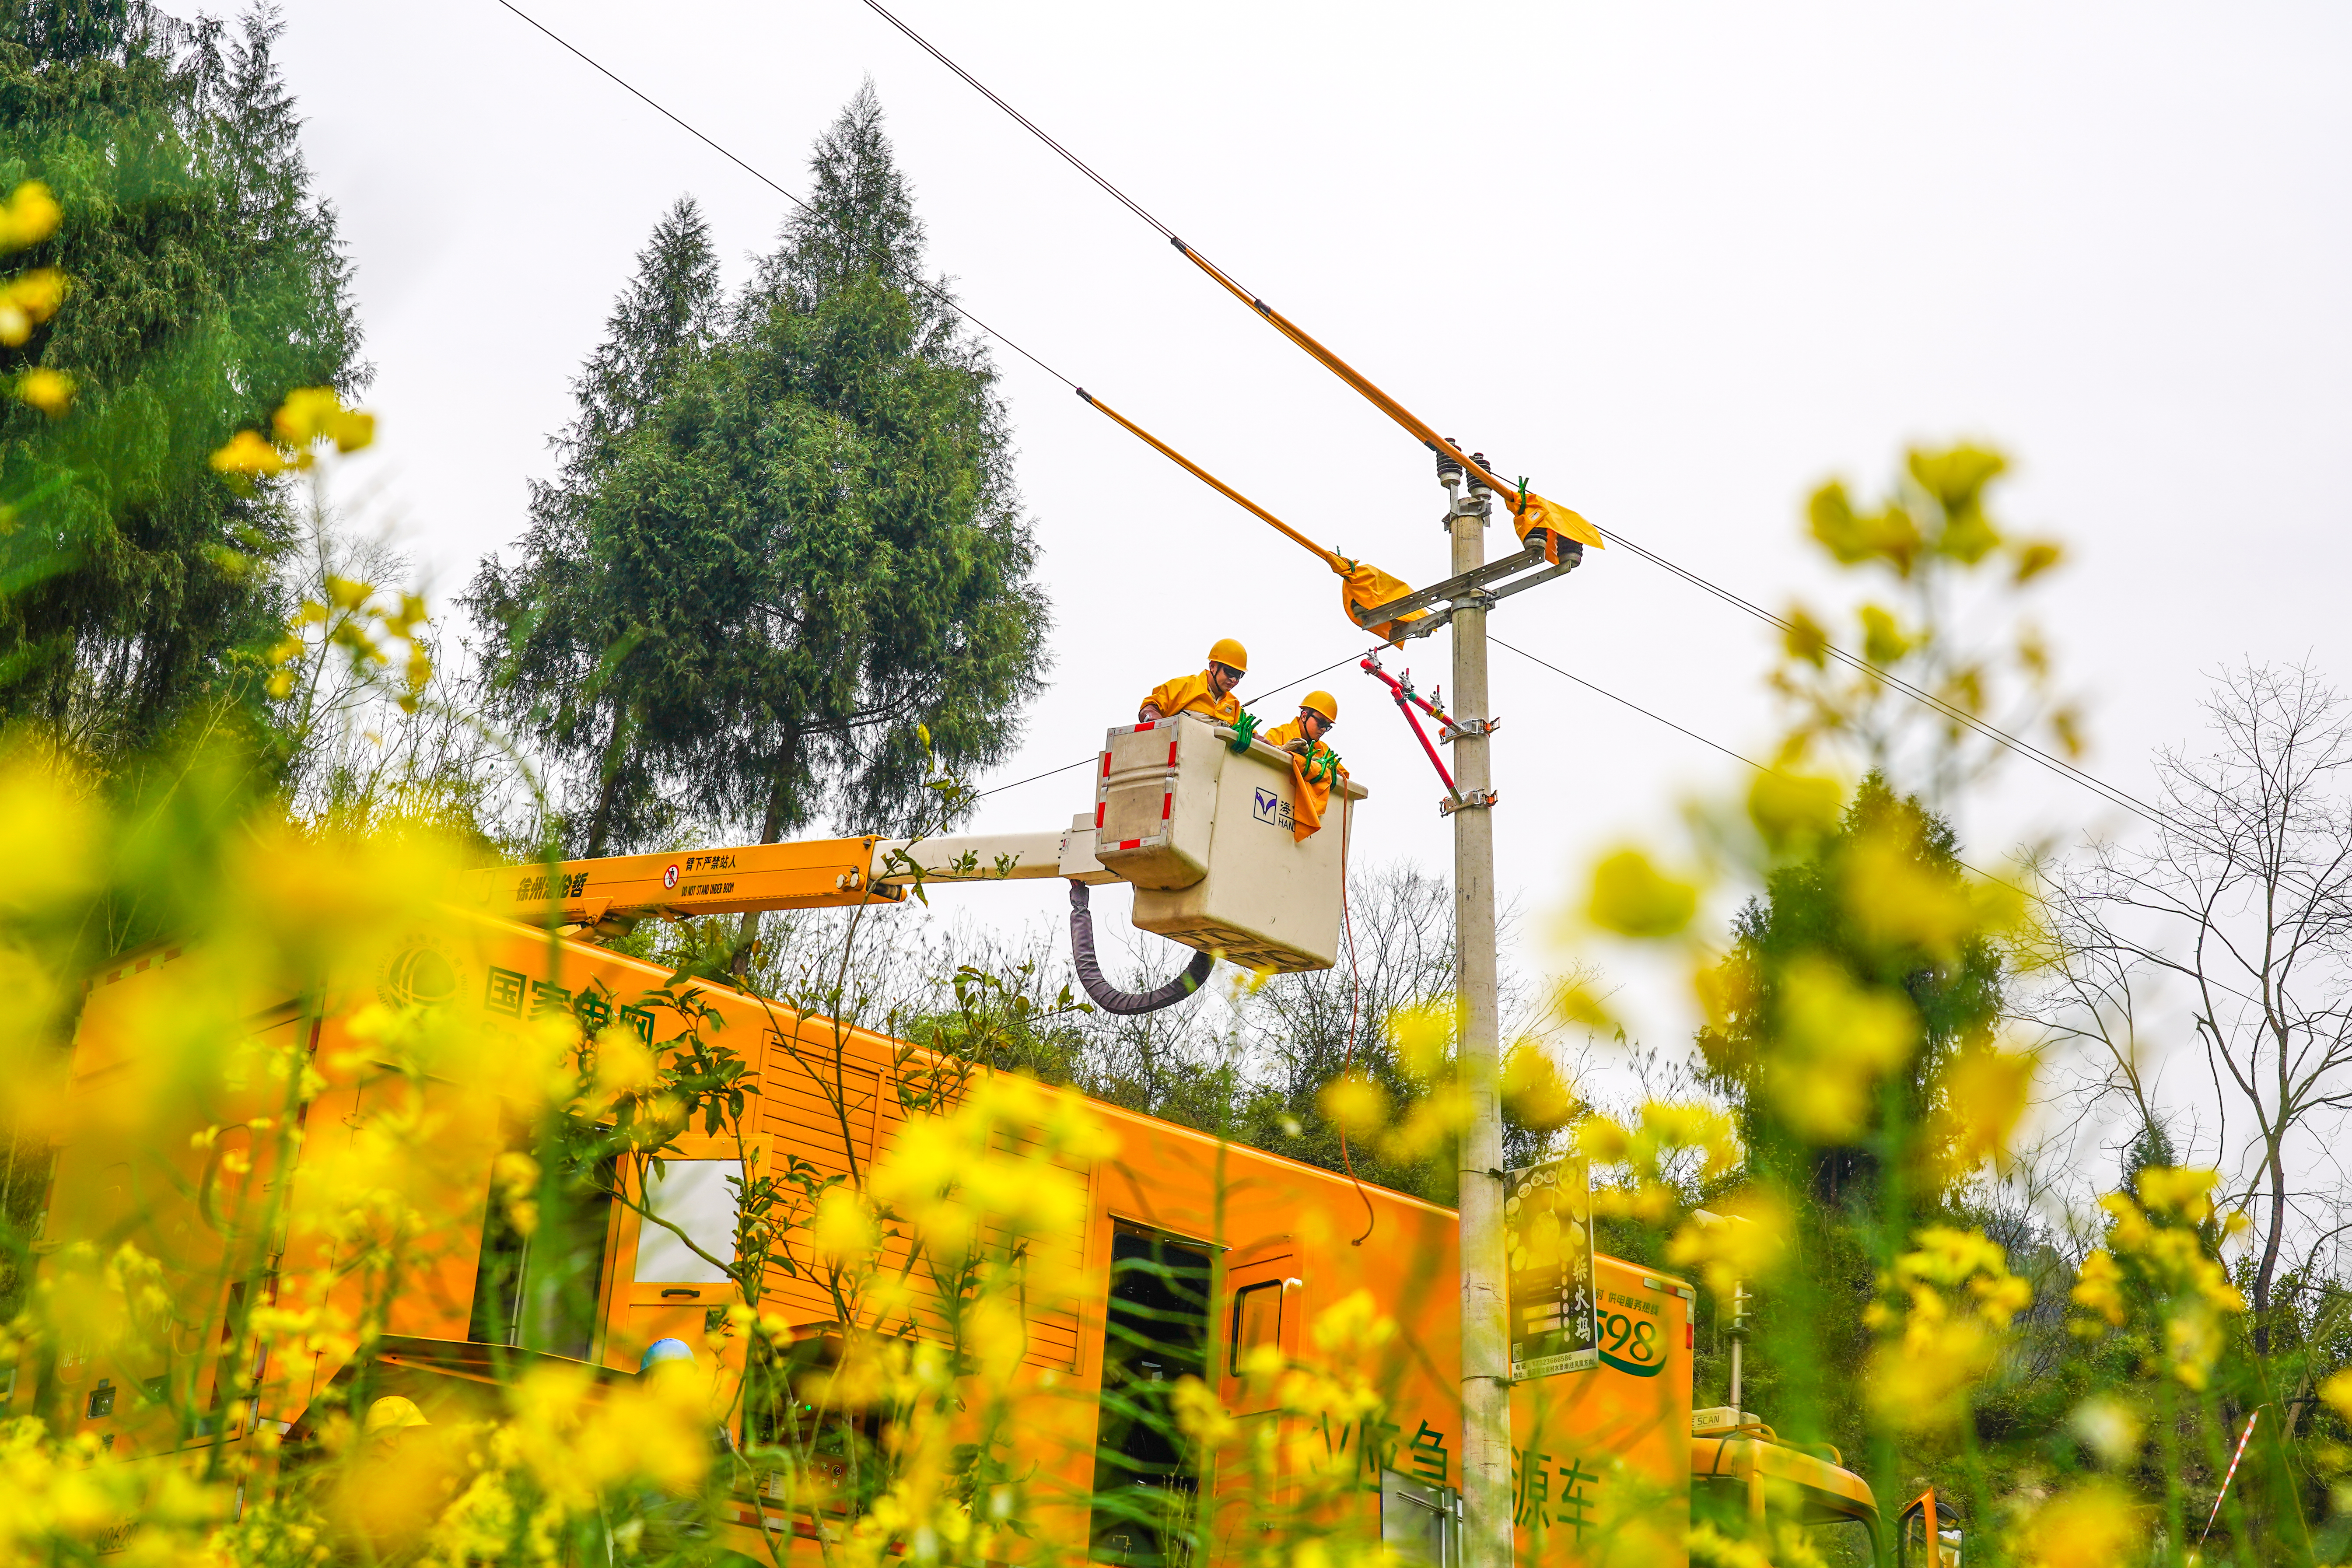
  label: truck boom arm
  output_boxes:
[465,824,1113,930]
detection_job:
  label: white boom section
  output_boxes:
[868,819,1116,889]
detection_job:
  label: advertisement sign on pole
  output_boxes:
[1505,1158,1596,1380]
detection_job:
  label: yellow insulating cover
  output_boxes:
[1260,717,1345,844]
[1337,556,1425,646]
[1508,488,1606,558]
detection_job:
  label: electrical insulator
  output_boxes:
[1435,439,1463,483]
[1467,454,1491,496]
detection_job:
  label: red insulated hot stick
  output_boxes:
[1361,657,1459,795]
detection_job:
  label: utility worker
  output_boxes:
[1260,691,1345,842]
[1138,638,1248,725]
[1260,690,1338,755]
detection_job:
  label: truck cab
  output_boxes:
[1690,1407,1884,1568]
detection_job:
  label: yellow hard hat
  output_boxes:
[364,1395,430,1437]
[1206,637,1248,674]
[1300,690,1339,724]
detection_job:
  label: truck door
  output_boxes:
[603,1136,761,1376]
[1090,1222,1213,1566]
[1211,1246,1302,1557]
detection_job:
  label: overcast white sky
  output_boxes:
[231,0,2351,1126]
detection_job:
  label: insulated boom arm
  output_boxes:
[466,826,1115,930]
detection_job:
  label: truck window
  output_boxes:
[635,1158,742,1283]
[1229,1280,1283,1374]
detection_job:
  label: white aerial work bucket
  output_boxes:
[1085,715,1368,973]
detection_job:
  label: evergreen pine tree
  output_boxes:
[474,87,1050,917]
[469,196,721,855]
[0,2,364,763]
[1698,773,2005,1206]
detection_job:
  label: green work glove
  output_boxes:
[1227,711,1261,753]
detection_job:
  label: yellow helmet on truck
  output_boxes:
[1207,637,1248,674]
[1300,690,1338,723]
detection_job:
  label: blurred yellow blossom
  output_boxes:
[274,386,375,452]
[1932,1044,2037,1174]
[0,267,66,345]
[2135,1166,2219,1222]
[1500,1042,1576,1131]
[1666,1187,1790,1301]
[15,366,73,416]
[1318,1073,1389,1138]
[1389,1000,1455,1081]
[0,180,62,250]
[1766,955,1918,1142]
[1587,847,1698,938]
[209,428,294,476]
[1865,1227,2029,1429]
[1843,823,1973,960]
[2012,1483,2141,1568]
[2070,1249,2125,1330]
[1746,769,1843,853]
[2318,1368,2352,1424]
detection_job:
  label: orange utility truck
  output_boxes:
[31,715,1883,1566]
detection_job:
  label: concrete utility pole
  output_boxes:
[1440,449,1512,1568]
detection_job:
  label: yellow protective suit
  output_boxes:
[1140,670,1242,725]
[1261,718,1346,842]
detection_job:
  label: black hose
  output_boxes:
[1067,881,1215,1014]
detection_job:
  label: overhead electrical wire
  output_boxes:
[841,0,2176,838]
[496,0,2173,844]
[490,0,1077,393]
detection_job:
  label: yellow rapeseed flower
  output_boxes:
[1666,1187,1790,1301]
[1843,824,1974,960]
[2319,1368,2352,1424]
[1500,1043,1576,1131]
[2135,1166,2219,1222]
[0,181,63,251]
[209,428,294,476]
[15,367,73,417]
[1747,768,1843,852]
[1318,1072,1389,1138]
[1587,848,1698,938]
[2070,1249,2126,1330]
[1767,955,1918,1142]
[1933,1044,2037,1174]
[2014,1483,2141,1568]
[273,385,375,453]
[1388,1000,1455,1081]
[0,268,66,346]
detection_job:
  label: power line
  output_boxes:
[1588,525,2169,832]
[1491,637,1768,775]
[966,651,1365,803]
[842,0,2175,840]
[853,0,1179,244]
[490,0,1078,392]
[505,0,2172,846]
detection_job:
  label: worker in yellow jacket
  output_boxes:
[1260,690,1345,841]
[1138,637,1248,724]
[1260,690,1337,755]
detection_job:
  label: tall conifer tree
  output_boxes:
[0,1,364,763]
[470,197,722,855]
[475,88,1049,909]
